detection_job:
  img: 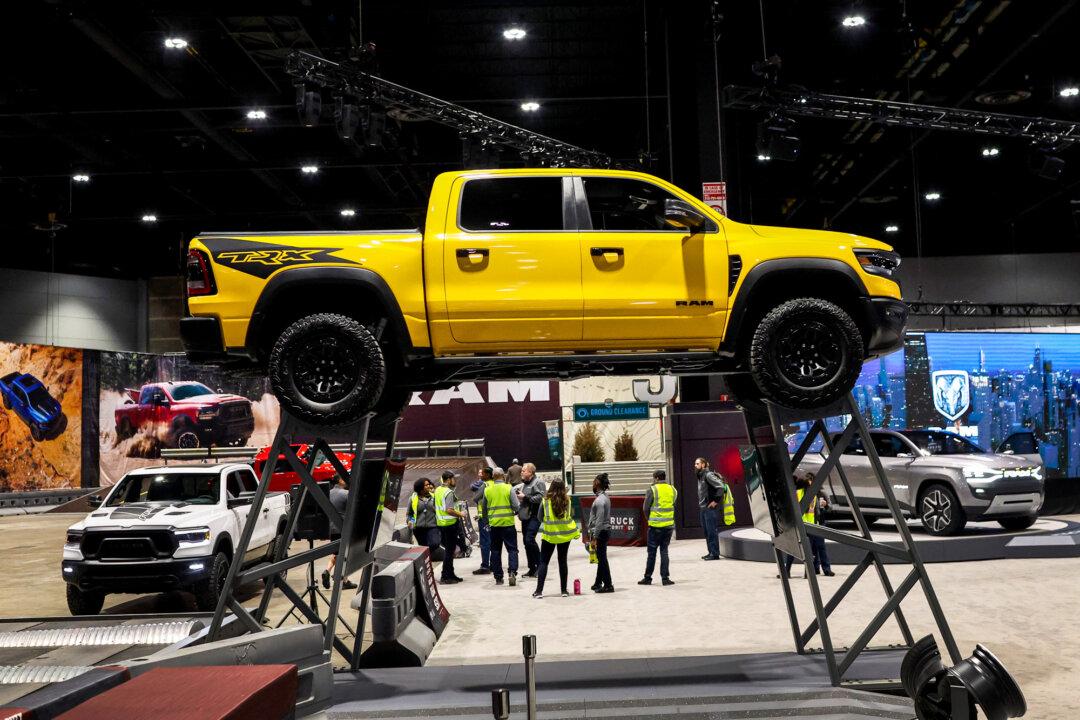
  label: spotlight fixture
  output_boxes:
[1060,86,1079,98]
[901,636,1026,720]
[300,165,319,174]
[502,27,527,40]
[141,214,158,223]
[520,101,540,112]
[924,191,941,201]
[334,97,361,140]
[884,224,899,233]
[981,146,1000,157]
[340,208,356,217]
[296,84,323,127]
[841,15,867,27]
[163,37,188,49]
[757,154,771,162]
[71,174,90,183]
[246,109,267,120]
[756,115,800,162]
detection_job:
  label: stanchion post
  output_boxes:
[491,688,510,720]
[522,634,537,720]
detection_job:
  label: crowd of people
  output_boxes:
[404,456,748,597]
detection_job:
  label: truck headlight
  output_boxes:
[854,249,901,278]
[197,407,220,420]
[65,530,83,548]
[962,466,1001,484]
[174,527,212,544]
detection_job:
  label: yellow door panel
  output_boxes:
[575,175,728,344]
[441,175,583,344]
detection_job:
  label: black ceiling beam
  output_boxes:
[285,51,618,168]
[908,301,1080,318]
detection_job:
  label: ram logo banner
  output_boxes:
[201,237,352,278]
[931,370,970,421]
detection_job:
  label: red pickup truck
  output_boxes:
[114,381,254,449]
[252,443,356,492]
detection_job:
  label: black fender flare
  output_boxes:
[721,257,869,354]
[245,266,414,358]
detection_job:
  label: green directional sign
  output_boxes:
[572,402,650,422]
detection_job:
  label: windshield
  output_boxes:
[106,473,220,506]
[902,430,985,455]
[27,387,54,410]
[169,383,215,401]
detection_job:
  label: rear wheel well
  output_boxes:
[732,269,867,362]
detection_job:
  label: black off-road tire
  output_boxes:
[918,483,966,537]
[117,418,133,440]
[997,515,1038,532]
[66,584,105,616]
[269,313,386,427]
[30,425,44,442]
[748,298,864,409]
[170,420,201,449]
[193,552,230,611]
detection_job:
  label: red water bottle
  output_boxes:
[573,579,581,595]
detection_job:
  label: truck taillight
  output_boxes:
[186,248,216,297]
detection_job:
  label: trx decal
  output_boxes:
[675,300,714,307]
[200,237,355,279]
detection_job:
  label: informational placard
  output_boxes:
[579,494,647,546]
[573,402,650,422]
[702,181,727,216]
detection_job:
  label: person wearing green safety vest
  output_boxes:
[480,468,521,586]
[469,467,495,575]
[532,478,579,598]
[434,471,466,584]
[694,457,735,561]
[406,477,440,559]
[639,469,677,586]
[781,472,835,578]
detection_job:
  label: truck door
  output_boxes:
[443,175,583,344]
[575,175,728,344]
[225,471,262,562]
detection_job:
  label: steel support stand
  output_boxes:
[742,391,962,689]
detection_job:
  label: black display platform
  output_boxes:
[720,517,1080,564]
[328,650,913,719]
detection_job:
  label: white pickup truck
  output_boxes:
[61,463,290,615]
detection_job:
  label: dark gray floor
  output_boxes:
[329,650,915,719]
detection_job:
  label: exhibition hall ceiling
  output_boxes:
[3,1,1079,278]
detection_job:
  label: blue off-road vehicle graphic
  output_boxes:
[0,372,65,441]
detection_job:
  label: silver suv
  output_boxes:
[798,429,1044,536]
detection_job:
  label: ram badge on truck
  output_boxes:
[181,168,908,427]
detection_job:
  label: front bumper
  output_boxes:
[196,415,255,442]
[62,555,213,594]
[860,297,908,356]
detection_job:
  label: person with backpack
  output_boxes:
[532,478,579,598]
[694,457,735,561]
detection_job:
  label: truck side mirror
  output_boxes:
[87,495,102,508]
[663,199,706,231]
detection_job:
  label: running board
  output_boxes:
[430,350,724,379]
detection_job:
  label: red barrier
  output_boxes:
[580,494,647,546]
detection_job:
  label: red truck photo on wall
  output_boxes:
[114,381,254,449]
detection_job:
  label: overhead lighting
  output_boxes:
[981,146,1000,157]
[246,109,267,120]
[300,165,319,174]
[520,101,540,112]
[340,208,356,217]
[884,224,899,233]
[757,154,771,162]
[1060,86,1079,98]
[71,174,90,183]
[924,191,941,201]
[842,15,867,27]
[141,214,158,223]
[163,37,188,50]
[502,27,527,40]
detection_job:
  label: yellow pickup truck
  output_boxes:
[182,168,906,429]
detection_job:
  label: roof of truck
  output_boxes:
[126,463,251,476]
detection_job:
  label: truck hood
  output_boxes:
[178,394,249,406]
[71,502,210,531]
[748,224,893,251]
[911,453,1042,472]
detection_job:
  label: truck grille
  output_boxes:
[220,401,252,420]
[81,530,177,561]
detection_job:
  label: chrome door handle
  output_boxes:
[456,248,489,258]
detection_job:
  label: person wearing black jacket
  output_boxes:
[694,457,727,561]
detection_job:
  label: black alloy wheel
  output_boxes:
[294,334,362,404]
[774,319,846,389]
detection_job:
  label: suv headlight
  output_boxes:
[962,466,1001,484]
[197,407,220,420]
[854,249,901,278]
[65,529,83,548]
[174,527,212,544]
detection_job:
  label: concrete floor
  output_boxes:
[3,512,1077,718]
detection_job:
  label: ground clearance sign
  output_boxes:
[573,402,650,422]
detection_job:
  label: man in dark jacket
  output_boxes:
[517,462,546,577]
[694,457,728,561]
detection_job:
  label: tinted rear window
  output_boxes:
[459,177,564,231]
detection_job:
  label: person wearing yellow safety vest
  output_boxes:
[406,477,440,559]
[480,468,521,586]
[435,471,466,584]
[694,457,736,561]
[531,478,579,598]
[639,469,677,586]
[781,472,835,578]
